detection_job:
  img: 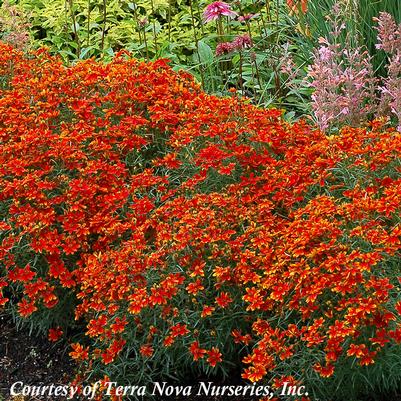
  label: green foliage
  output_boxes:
[2,0,401,393]
[0,0,312,113]
[6,0,208,61]
[2,0,401,119]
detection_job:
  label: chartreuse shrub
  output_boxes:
[1,0,220,60]
[1,42,401,401]
[0,0,311,111]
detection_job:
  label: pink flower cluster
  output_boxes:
[203,1,237,23]
[305,5,401,131]
[375,12,401,54]
[308,32,377,130]
[376,12,401,131]
[215,34,253,56]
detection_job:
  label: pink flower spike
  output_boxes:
[203,2,238,23]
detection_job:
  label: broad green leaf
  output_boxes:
[196,40,214,66]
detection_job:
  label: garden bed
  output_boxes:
[1,1,401,400]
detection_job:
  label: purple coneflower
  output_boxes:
[232,34,253,50]
[215,41,235,56]
[203,1,237,23]
[215,34,253,56]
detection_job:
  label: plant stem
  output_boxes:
[265,0,271,22]
[87,0,91,47]
[189,0,205,90]
[167,0,172,41]
[217,17,224,42]
[195,0,205,36]
[132,5,143,47]
[143,25,149,60]
[68,0,81,57]
[252,55,263,103]
[101,0,107,52]
[150,0,158,54]
[238,51,244,96]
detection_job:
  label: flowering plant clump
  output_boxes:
[307,5,377,130]
[376,12,401,131]
[1,42,401,399]
[307,7,401,132]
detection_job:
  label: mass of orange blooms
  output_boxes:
[1,41,401,397]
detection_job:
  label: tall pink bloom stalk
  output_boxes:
[307,5,377,130]
[203,1,237,23]
[376,12,401,131]
[308,39,377,130]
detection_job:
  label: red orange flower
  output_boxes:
[140,344,154,358]
[48,327,63,342]
[206,347,222,367]
[286,0,308,13]
[189,341,207,361]
[70,343,89,361]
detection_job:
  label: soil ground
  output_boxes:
[0,313,75,401]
